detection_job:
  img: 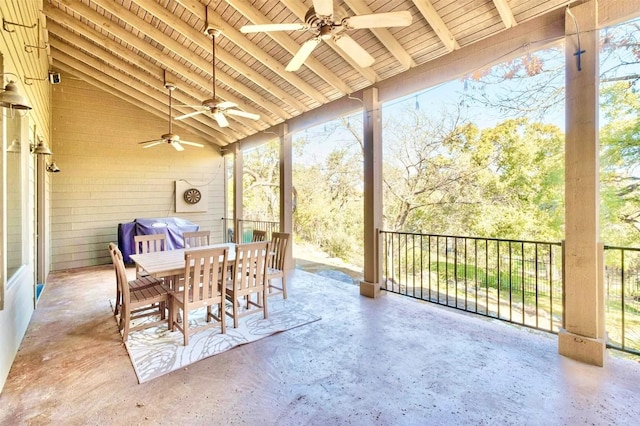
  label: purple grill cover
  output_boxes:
[117,217,199,263]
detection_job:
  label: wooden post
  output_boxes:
[558,0,606,366]
[360,87,383,298]
[232,143,243,244]
[279,123,293,270]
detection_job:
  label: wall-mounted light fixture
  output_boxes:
[46,162,61,173]
[0,73,32,110]
[30,139,52,156]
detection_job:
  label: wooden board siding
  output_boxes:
[50,75,225,270]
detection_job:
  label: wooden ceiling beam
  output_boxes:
[412,0,460,52]
[279,0,379,84]
[342,0,416,70]
[50,44,234,145]
[58,0,295,120]
[46,20,263,135]
[223,0,353,94]
[47,29,242,141]
[493,0,517,29]
[91,0,308,114]
[44,5,277,128]
[173,0,328,107]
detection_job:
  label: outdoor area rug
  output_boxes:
[110,299,321,383]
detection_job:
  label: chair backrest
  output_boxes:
[183,247,228,305]
[231,241,270,292]
[270,232,290,270]
[252,229,266,242]
[183,230,210,248]
[109,244,130,304]
[134,233,167,254]
[108,242,120,281]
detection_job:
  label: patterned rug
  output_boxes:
[112,299,321,383]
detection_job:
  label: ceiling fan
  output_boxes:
[138,82,204,152]
[174,26,260,127]
[240,0,412,72]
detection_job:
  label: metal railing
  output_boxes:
[221,218,279,243]
[381,230,640,355]
[603,245,640,355]
[381,231,564,333]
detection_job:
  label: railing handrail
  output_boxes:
[379,230,562,246]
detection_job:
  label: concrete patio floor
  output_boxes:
[1,264,639,425]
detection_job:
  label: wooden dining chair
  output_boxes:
[266,232,290,299]
[224,241,270,328]
[109,242,166,319]
[183,230,210,248]
[171,246,228,345]
[109,244,172,342]
[134,233,168,279]
[251,229,267,242]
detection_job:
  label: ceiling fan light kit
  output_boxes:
[240,0,412,72]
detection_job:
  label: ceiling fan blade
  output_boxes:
[286,38,321,72]
[171,141,185,151]
[213,111,230,128]
[138,139,163,145]
[180,141,205,148]
[226,109,260,121]
[334,35,375,68]
[140,141,164,148]
[175,110,206,120]
[312,0,334,17]
[240,23,308,33]
[344,11,413,29]
[217,101,238,110]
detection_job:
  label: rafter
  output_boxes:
[47,25,244,140]
[91,0,308,114]
[44,6,276,129]
[173,0,329,107]
[493,0,517,29]
[342,0,416,70]
[412,0,459,52]
[224,0,353,94]
[46,1,291,123]
[133,0,326,112]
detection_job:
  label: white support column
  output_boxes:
[559,0,606,366]
[360,87,383,298]
[232,143,243,244]
[279,124,294,270]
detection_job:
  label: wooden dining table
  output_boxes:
[129,243,237,280]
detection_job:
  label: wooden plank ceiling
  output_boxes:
[40,0,571,148]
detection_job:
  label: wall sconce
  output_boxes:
[30,140,52,156]
[46,162,61,173]
[0,73,32,110]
